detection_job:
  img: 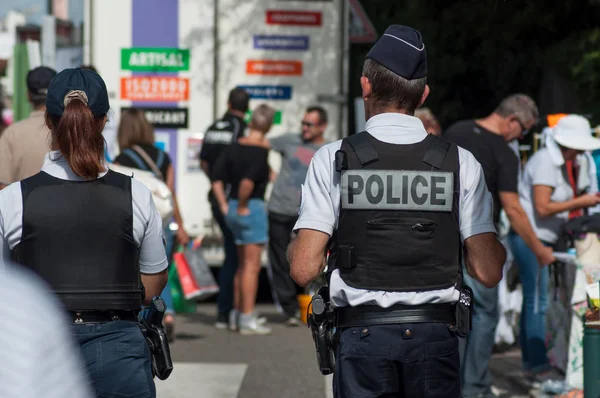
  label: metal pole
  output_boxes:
[83,0,92,65]
[339,0,350,139]
[212,0,219,121]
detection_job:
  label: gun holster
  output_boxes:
[139,296,174,380]
[307,286,338,375]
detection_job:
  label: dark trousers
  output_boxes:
[333,323,461,398]
[210,193,239,316]
[72,321,155,398]
[268,212,301,318]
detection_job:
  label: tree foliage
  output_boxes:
[353,0,600,128]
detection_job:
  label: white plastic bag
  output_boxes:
[183,243,219,301]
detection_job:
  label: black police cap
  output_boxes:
[46,68,110,117]
[26,66,57,96]
[366,25,427,80]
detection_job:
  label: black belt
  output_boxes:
[335,304,455,328]
[69,310,139,324]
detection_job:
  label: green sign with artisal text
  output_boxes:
[245,110,282,125]
[121,48,190,72]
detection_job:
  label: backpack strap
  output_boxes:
[155,148,166,171]
[122,149,149,171]
[131,145,164,180]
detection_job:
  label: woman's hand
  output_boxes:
[177,228,190,246]
[237,206,251,216]
[220,203,229,215]
[577,193,600,208]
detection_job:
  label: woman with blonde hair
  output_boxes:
[114,108,190,340]
[212,104,275,335]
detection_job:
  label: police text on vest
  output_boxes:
[341,170,454,211]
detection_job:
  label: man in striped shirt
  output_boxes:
[0,263,94,398]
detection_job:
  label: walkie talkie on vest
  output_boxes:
[453,285,473,338]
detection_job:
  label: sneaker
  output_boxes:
[229,309,240,332]
[239,314,272,335]
[285,317,302,327]
[214,313,228,330]
[529,368,565,389]
[255,314,268,325]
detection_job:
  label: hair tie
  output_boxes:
[63,90,89,107]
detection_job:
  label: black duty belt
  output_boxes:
[69,310,139,324]
[335,304,455,328]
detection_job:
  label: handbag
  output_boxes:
[107,162,174,228]
[113,145,174,227]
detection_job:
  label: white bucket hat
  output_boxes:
[552,114,600,151]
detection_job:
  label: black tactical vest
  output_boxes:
[12,170,143,311]
[330,132,461,292]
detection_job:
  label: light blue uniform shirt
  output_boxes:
[0,151,168,274]
[294,113,496,308]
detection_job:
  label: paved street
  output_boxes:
[156,303,534,398]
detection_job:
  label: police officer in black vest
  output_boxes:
[289,25,507,397]
[0,69,169,397]
[200,87,250,329]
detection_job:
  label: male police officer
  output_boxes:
[200,87,250,329]
[288,25,507,397]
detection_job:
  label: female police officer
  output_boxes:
[0,68,168,397]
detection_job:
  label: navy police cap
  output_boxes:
[366,25,427,80]
[46,68,110,117]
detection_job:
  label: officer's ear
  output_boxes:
[417,85,431,109]
[360,76,372,101]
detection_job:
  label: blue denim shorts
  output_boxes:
[226,199,268,245]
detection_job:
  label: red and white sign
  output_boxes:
[349,0,378,43]
[266,10,322,26]
[246,60,303,76]
[120,76,190,102]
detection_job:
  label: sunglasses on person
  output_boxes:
[516,118,529,137]
[302,121,316,128]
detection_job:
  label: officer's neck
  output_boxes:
[368,107,413,120]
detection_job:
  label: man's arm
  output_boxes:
[0,129,16,189]
[200,160,210,176]
[499,192,554,266]
[287,145,336,286]
[458,148,505,287]
[288,229,329,287]
[211,181,229,215]
[463,233,506,288]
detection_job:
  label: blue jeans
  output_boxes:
[333,323,460,397]
[507,233,550,373]
[226,199,268,245]
[210,193,239,317]
[72,321,155,397]
[459,265,499,397]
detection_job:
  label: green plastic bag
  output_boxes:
[169,258,196,314]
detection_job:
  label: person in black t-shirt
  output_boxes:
[199,87,250,329]
[114,108,190,341]
[443,94,554,398]
[211,104,275,335]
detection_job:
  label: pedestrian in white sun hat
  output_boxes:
[508,114,600,386]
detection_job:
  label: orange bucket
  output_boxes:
[297,294,312,325]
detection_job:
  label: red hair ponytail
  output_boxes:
[46,100,106,179]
